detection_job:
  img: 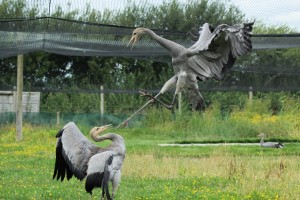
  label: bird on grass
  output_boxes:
[53,122,126,200]
[117,22,253,128]
[258,133,284,148]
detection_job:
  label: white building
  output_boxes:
[0,91,40,112]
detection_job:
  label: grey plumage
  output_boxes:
[258,133,284,148]
[118,22,253,127]
[53,122,126,200]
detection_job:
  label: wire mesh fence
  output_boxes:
[1,17,300,59]
[0,111,143,127]
[1,0,300,121]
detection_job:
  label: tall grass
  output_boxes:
[141,97,300,141]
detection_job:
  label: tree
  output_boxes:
[1,0,299,114]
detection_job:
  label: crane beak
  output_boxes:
[92,124,113,135]
[257,133,265,137]
[100,124,113,131]
[127,36,137,49]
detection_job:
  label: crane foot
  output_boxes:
[139,90,174,110]
[116,120,129,128]
[139,90,155,103]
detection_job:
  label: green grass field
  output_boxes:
[1,119,300,200]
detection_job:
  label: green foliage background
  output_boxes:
[1,0,300,115]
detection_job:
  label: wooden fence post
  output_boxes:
[56,112,60,127]
[16,54,23,142]
[249,86,253,105]
[100,85,104,123]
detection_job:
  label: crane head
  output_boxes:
[257,133,266,137]
[90,124,113,135]
[127,28,147,49]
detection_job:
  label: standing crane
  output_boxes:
[117,22,253,128]
[53,122,126,200]
[258,133,284,148]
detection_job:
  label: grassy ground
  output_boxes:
[0,122,300,200]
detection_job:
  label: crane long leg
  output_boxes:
[142,91,177,110]
[116,92,161,128]
[117,76,178,128]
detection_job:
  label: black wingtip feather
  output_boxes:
[53,128,64,179]
[61,148,85,180]
[60,158,66,181]
[53,137,63,180]
[56,128,64,138]
[66,166,73,180]
[53,130,75,182]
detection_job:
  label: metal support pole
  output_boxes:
[16,55,23,142]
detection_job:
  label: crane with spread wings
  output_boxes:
[53,122,126,200]
[117,22,253,127]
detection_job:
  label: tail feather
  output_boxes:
[85,172,103,194]
[85,156,114,198]
[102,156,114,200]
[185,88,205,111]
[278,143,284,148]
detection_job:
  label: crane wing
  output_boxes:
[188,22,253,80]
[262,142,284,148]
[53,122,100,181]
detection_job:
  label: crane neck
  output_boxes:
[260,136,264,145]
[103,133,126,154]
[143,28,184,55]
[91,132,123,143]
